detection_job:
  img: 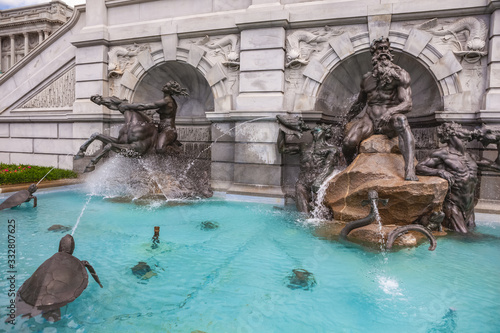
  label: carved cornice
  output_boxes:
[0,19,67,29]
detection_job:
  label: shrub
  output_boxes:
[0,163,78,185]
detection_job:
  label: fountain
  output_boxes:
[280,38,500,249]
[2,33,500,332]
[74,80,212,201]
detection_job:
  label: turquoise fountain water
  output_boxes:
[1,187,499,332]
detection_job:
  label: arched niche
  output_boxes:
[315,50,443,122]
[133,61,215,119]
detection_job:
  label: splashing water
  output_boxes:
[377,275,403,296]
[183,116,274,174]
[84,154,211,201]
[71,194,93,236]
[139,158,169,199]
[305,169,342,225]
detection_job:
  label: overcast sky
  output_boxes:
[0,0,85,10]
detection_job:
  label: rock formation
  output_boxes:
[324,135,448,225]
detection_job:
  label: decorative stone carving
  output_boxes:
[21,68,75,108]
[108,44,150,77]
[108,44,150,96]
[417,17,488,63]
[177,126,211,142]
[285,27,343,69]
[202,34,240,70]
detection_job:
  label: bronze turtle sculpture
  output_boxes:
[286,268,316,290]
[0,184,37,210]
[14,234,103,322]
[47,224,72,232]
[131,261,157,280]
[200,221,219,230]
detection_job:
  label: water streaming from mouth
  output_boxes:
[36,167,56,186]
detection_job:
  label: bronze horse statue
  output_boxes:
[74,81,187,172]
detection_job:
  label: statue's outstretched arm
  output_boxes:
[120,99,167,112]
[277,130,301,155]
[82,260,103,288]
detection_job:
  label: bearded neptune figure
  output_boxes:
[342,37,418,181]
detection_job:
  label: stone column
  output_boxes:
[483,8,500,112]
[478,6,500,208]
[9,35,15,67]
[38,31,43,44]
[217,8,288,201]
[43,30,49,40]
[0,36,2,73]
[70,0,111,158]
[23,32,29,56]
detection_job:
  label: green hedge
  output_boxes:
[0,163,78,185]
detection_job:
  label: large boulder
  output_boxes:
[324,135,448,225]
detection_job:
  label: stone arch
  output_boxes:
[297,30,463,121]
[111,44,230,119]
[132,61,215,119]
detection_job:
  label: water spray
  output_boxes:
[36,166,56,186]
[183,116,275,174]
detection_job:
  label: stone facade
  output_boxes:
[0,0,499,206]
[0,1,73,73]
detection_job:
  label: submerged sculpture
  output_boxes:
[416,122,500,233]
[74,81,187,172]
[47,224,72,232]
[277,115,341,213]
[131,261,157,280]
[342,37,418,181]
[0,184,37,210]
[14,235,102,322]
[200,221,219,230]
[286,269,316,290]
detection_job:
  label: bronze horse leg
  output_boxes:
[75,133,146,172]
[83,144,113,173]
[74,132,120,160]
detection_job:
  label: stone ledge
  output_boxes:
[0,178,83,194]
[476,199,500,214]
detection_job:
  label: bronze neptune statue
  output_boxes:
[343,37,418,181]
